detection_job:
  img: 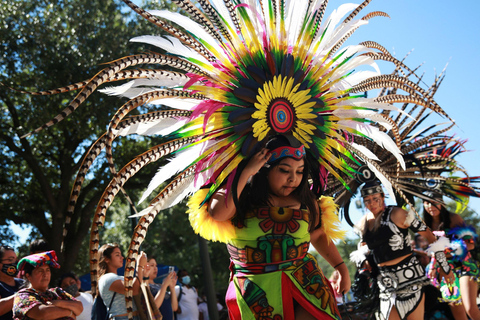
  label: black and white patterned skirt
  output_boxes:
[376,255,430,319]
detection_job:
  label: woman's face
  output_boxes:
[27,264,51,292]
[0,250,17,277]
[60,276,76,288]
[424,201,441,217]
[363,193,385,216]
[146,258,157,279]
[267,157,304,198]
[106,247,124,270]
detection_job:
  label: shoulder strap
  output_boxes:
[177,285,183,303]
[108,292,117,309]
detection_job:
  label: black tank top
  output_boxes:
[362,206,417,264]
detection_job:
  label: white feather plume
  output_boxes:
[337,120,405,169]
[314,3,359,52]
[426,236,451,254]
[350,142,380,161]
[147,98,202,110]
[130,35,209,65]
[138,142,210,204]
[129,175,197,218]
[333,109,394,131]
[366,161,396,200]
[349,244,370,268]
[285,0,309,45]
[148,10,228,61]
[114,117,187,137]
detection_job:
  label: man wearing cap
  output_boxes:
[12,250,83,320]
[355,181,455,320]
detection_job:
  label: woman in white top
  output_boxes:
[97,243,146,320]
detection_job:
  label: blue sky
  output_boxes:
[12,0,480,244]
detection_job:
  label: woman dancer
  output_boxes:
[423,193,480,320]
[356,182,454,320]
[191,135,350,320]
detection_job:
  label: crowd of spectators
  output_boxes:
[0,239,227,320]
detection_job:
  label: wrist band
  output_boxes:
[143,276,150,280]
[434,251,451,274]
[334,261,344,269]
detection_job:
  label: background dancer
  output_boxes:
[423,193,480,320]
[355,182,455,320]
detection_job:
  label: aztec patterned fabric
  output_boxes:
[226,206,340,319]
[188,196,344,319]
[376,255,430,320]
[13,287,75,320]
[362,206,425,264]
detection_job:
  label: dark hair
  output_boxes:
[29,239,51,254]
[235,136,320,231]
[97,243,120,295]
[423,202,451,231]
[58,272,78,286]
[177,269,188,278]
[98,243,120,278]
[0,245,15,260]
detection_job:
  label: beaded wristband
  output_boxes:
[434,251,451,274]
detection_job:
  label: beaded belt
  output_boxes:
[231,253,308,275]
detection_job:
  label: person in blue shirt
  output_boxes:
[145,257,178,320]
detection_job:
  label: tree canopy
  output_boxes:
[0,0,172,274]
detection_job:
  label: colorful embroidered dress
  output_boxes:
[13,287,75,320]
[225,206,340,320]
[188,192,344,320]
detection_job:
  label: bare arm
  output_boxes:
[402,209,456,282]
[109,278,141,296]
[169,281,178,312]
[449,212,465,228]
[153,280,169,309]
[0,295,15,316]
[310,227,351,294]
[208,148,271,221]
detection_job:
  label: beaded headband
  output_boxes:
[360,185,384,197]
[267,145,306,164]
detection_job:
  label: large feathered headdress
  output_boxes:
[321,66,480,225]
[18,0,478,318]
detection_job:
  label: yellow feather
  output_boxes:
[187,189,236,243]
[319,196,347,243]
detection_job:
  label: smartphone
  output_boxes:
[169,266,175,273]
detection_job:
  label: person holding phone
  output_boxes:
[144,258,178,320]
